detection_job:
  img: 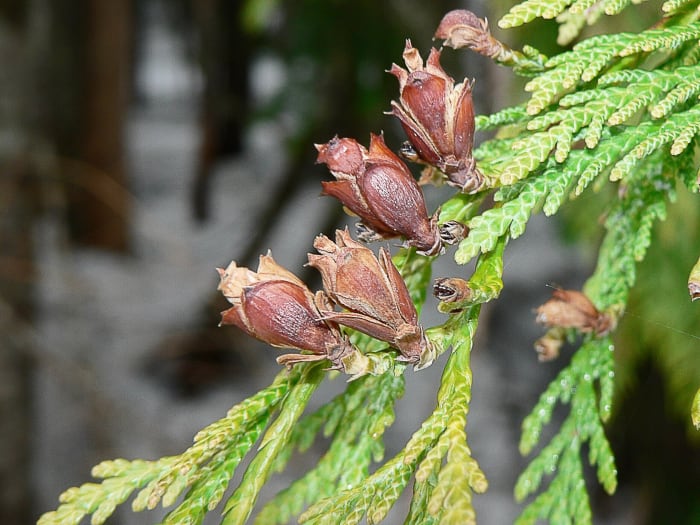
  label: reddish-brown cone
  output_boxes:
[535,289,611,336]
[308,229,434,368]
[216,253,355,369]
[388,40,483,193]
[316,133,443,255]
[434,10,503,59]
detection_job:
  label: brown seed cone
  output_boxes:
[216,254,356,370]
[308,229,434,366]
[388,40,482,193]
[535,289,611,336]
[316,133,442,255]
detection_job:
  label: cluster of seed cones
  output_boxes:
[215,24,488,374]
[216,10,614,374]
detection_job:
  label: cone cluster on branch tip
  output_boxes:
[217,230,435,371]
[213,17,502,374]
[216,254,357,371]
[216,10,611,375]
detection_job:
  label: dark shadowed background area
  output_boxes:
[1,1,699,524]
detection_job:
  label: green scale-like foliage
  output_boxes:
[39,2,700,524]
[470,1,700,523]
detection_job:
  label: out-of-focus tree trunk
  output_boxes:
[190,0,253,221]
[0,3,36,523]
[48,0,132,251]
[0,160,35,525]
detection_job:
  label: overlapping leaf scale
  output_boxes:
[499,132,559,184]
[669,136,700,192]
[662,0,700,14]
[464,79,693,266]
[300,306,482,525]
[299,390,438,524]
[519,340,612,456]
[516,340,617,524]
[596,66,700,121]
[586,155,671,309]
[576,122,654,195]
[525,36,621,114]
[545,88,618,149]
[298,451,414,525]
[609,104,700,182]
[607,79,675,125]
[669,109,700,155]
[603,0,638,16]
[39,375,294,525]
[526,105,594,162]
[405,466,441,525]
[597,68,657,86]
[223,366,325,525]
[498,0,644,29]
[678,40,700,66]
[651,69,700,118]
[423,317,486,524]
[426,417,478,524]
[162,453,242,525]
[498,0,575,29]
[525,24,700,115]
[457,163,580,263]
[255,372,403,525]
[475,104,531,131]
[473,135,522,169]
[542,151,588,215]
[131,378,290,514]
[619,22,700,56]
[38,459,177,525]
[569,0,599,12]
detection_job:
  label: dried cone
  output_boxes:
[316,133,443,255]
[535,289,611,336]
[308,229,435,368]
[388,40,482,193]
[435,10,504,59]
[433,277,472,304]
[217,253,356,370]
[534,327,566,362]
[433,277,473,313]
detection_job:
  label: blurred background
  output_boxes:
[1,0,699,524]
